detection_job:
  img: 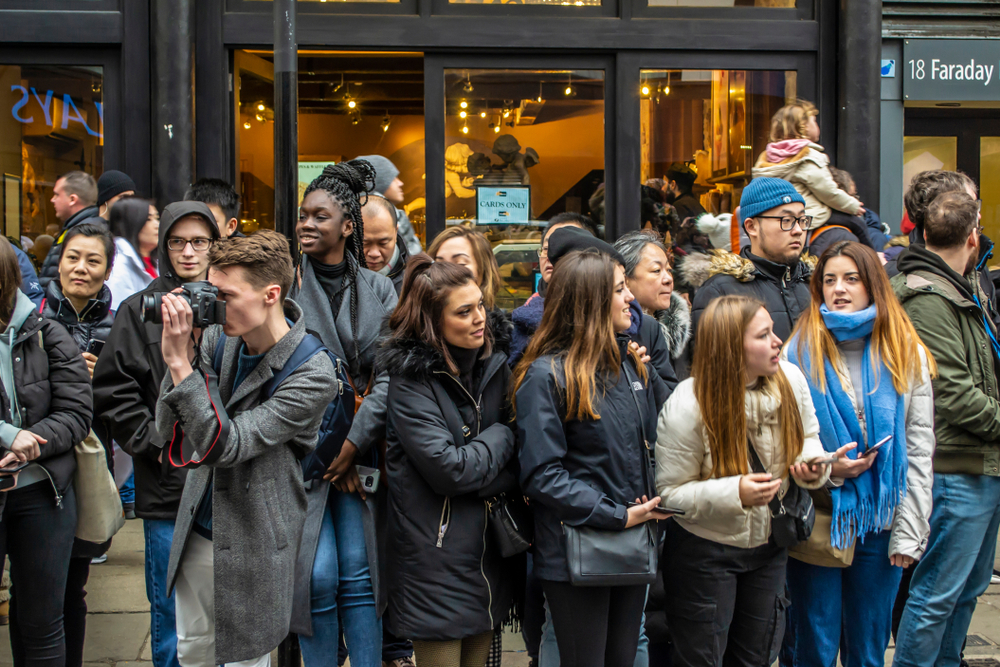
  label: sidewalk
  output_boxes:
[0,519,530,667]
[4,519,1000,667]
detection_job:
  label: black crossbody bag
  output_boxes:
[746,438,814,548]
[562,361,658,586]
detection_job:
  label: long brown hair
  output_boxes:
[428,226,502,310]
[0,240,22,330]
[693,296,804,478]
[791,241,937,394]
[511,250,645,421]
[387,253,492,375]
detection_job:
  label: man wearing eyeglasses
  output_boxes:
[92,201,221,667]
[691,177,813,343]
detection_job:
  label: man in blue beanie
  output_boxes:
[691,176,813,342]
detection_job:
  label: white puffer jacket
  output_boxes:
[752,142,862,227]
[655,360,829,549]
[807,346,935,560]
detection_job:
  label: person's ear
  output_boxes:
[264,284,282,306]
[744,217,759,240]
[343,217,354,239]
[226,218,238,237]
[104,267,112,281]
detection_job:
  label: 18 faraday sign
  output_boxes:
[903,39,1000,101]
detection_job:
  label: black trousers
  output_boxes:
[662,522,788,667]
[2,482,78,667]
[541,579,647,667]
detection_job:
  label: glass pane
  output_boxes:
[648,0,794,6]
[450,0,600,5]
[237,52,275,233]
[981,137,1000,242]
[444,68,605,310]
[640,69,795,226]
[241,0,400,4]
[0,65,103,267]
[902,136,957,209]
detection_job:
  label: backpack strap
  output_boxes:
[212,333,227,375]
[746,436,785,518]
[262,334,326,399]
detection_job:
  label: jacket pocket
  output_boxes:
[264,478,289,550]
[763,588,791,665]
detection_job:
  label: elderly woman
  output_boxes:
[613,230,692,380]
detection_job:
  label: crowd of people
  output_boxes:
[1,100,998,667]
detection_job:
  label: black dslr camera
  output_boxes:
[141,281,227,326]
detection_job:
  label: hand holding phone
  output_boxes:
[862,435,892,458]
[627,501,684,516]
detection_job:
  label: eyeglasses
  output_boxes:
[166,237,213,251]
[536,246,548,259]
[755,215,815,231]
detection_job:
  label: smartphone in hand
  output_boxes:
[862,434,892,458]
[626,501,685,516]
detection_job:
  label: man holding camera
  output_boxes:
[156,230,339,667]
[93,201,221,667]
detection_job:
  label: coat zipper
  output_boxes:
[436,497,451,547]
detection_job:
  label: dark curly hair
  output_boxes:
[904,170,977,235]
[303,159,377,372]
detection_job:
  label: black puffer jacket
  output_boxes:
[380,311,516,641]
[691,247,812,344]
[38,206,100,289]
[41,281,115,351]
[516,337,658,582]
[92,201,221,520]
[0,292,92,501]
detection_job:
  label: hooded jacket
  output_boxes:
[0,290,92,502]
[379,309,516,640]
[752,142,862,227]
[12,243,43,308]
[41,280,115,352]
[892,245,1000,476]
[626,300,676,407]
[691,247,813,344]
[655,292,692,380]
[655,361,828,549]
[516,338,659,582]
[93,201,221,520]
[39,206,100,289]
[386,234,410,296]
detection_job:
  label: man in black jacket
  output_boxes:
[691,177,812,343]
[40,171,99,289]
[362,194,409,296]
[93,201,221,667]
[664,162,706,222]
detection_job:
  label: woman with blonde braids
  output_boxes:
[655,295,831,667]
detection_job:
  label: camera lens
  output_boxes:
[140,293,164,324]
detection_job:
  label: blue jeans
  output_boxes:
[894,473,1000,667]
[780,530,902,667]
[538,589,649,667]
[119,471,135,506]
[143,519,179,667]
[299,490,381,667]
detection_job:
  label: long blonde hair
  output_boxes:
[791,241,937,394]
[511,250,645,421]
[769,99,818,142]
[692,296,804,478]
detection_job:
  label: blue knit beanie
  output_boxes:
[740,177,806,221]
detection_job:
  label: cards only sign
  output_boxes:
[476,186,531,225]
[903,39,1000,102]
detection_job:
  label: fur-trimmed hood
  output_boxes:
[705,247,816,284]
[377,307,512,381]
[678,251,714,290]
[654,292,691,359]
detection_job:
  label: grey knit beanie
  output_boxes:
[356,155,399,196]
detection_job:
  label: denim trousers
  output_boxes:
[894,473,1000,667]
[144,519,180,667]
[119,471,135,506]
[538,590,649,667]
[780,530,902,667]
[299,490,381,667]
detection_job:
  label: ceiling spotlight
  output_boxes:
[461,125,469,134]
[460,100,468,109]
[564,74,576,98]
[381,112,391,132]
[641,84,650,96]
[463,76,474,93]
[480,111,487,118]
[255,113,264,122]
[348,99,357,109]
[243,121,251,130]
[665,71,671,95]
[257,102,265,111]
[459,110,467,119]
[537,81,544,103]
[332,74,344,94]
[351,113,362,126]
[503,109,510,118]
[494,125,500,133]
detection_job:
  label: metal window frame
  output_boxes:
[226,0,419,17]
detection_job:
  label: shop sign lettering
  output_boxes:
[10,85,104,138]
[902,39,1000,102]
[476,186,531,225]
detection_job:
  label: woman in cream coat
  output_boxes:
[656,295,833,667]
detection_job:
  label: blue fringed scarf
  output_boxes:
[786,304,908,549]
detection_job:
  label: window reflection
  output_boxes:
[648,0,794,6]
[0,65,103,266]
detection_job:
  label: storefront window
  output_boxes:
[236,51,426,240]
[901,136,957,214]
[443,68,604,309]
[640,69,794,220]
[0,65,103,265]
[981,137,1000,242]
[449,0,600,5]
[648,0,794,5]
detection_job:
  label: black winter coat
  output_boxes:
[41,281,115,352]
[691,247,812,344]
[0,304,92,500]
[626,301,676,410]
[38,206,100,290]
[380,315,517,641]
[516,338,658,582]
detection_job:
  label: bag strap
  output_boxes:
[746,437,785,518]
[262,334,326,399]
[622,361,654,499]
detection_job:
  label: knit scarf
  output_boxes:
[786,304,907,548]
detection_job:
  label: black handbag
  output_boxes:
[562,361,658,586]
[747,438,815,548]
[486,492,533,558]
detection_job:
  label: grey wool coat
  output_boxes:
[288,255,398,635]
[156,300,339,664]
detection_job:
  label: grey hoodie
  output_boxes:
[0,290,39,447]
